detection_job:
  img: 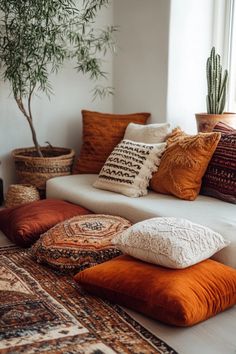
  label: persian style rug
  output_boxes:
[0,246,177,354]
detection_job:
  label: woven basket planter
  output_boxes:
[5,184,40,208]
[12,146,75,196]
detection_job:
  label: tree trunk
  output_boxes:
[15,96,43,157]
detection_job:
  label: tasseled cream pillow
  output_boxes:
[93,139,166,197]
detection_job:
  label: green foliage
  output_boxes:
[206,47,228,114]
[0,0,116,155]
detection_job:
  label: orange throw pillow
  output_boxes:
[74,110,150,174]
[75,255,236,327]
[150,128,221,200]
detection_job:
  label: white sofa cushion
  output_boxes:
[47,174,236,268]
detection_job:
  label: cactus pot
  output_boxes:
[195,112,236,133]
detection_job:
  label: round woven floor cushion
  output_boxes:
[31,214,131,272]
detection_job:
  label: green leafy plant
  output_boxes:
[206,47,228,114]
[0,0,116,156]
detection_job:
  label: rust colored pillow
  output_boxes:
[150,128,221,200]
[74,110,150,174]
[75,255,236,327]
[31,214,131,272]
[201,122,236,203]
[0,199,92,247]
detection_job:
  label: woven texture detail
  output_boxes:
[201,122,236,203]
[12,147,74,194]
[31,214,131,271]
[94,140,166,197]
[5,184,40,208]
[74,110,149,174]
[112,217,229,269]
[124,122,170,143]
[150,128,221,200]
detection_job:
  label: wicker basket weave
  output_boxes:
[12,146,75,196]
[5,184,40,208]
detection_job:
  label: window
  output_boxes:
[228,0,236,111]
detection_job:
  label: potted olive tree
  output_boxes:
[195,47,236,132]
[0,0,116,194]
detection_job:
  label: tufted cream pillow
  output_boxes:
[112,217,230,268]
[93,140,166,198]
[124,122,170,144]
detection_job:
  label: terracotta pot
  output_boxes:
[195,113,236,133]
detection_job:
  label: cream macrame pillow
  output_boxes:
[124,122,170,144]
[112,217,230,268]
[93,139,166,197]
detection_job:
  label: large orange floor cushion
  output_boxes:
[75,255,236,327]
[0,199,92,247]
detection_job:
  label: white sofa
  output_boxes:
[47,174,236,269]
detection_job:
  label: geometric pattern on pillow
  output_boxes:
[75,255,236,326]
[93,139,166,197]
[124,122,170,144]
[31,214,131,272]
[201,122,236,203]
[73,110,150,174]
[112,217,230,269]
[0,199,92,247]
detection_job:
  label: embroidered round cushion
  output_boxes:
[31,214,131,272]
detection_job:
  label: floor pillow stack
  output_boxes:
[74,216,236,326]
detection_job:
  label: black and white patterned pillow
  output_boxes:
[93,139,166,197]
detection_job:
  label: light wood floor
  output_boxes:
[0,231,235,354]
[125,307,236,354]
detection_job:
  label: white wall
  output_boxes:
[113,0,170,123]
[0,4,114,192]
[113,0,215,132]
[167,0,214,133]
[1,0,218,193]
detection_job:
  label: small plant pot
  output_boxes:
[195,113,236,133]
[12,146,75,197]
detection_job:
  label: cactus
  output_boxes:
[206,47,228,114]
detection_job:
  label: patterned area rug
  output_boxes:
[0,246,177,354]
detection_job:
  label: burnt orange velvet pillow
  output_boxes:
[0,199,92,247]
[150,128,221,200]
[74,110,150,174]
[75,255,236,327]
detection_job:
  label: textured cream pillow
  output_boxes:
[93,139,166,197]
[124,122,170,144]
[112,217,230,268]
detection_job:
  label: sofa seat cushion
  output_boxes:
[46,175,236,268]
[0,199,92,247]
[31,214,131,272]
[75,255,236,327]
